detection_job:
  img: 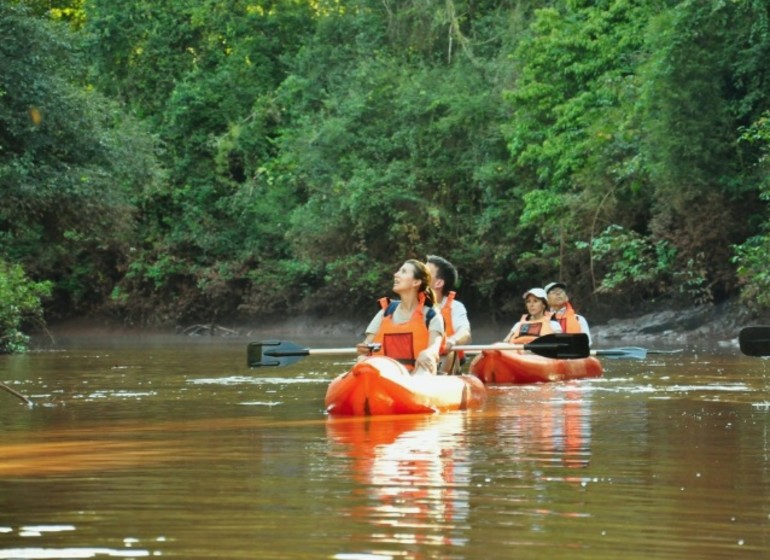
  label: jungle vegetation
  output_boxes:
[2,0,770,351]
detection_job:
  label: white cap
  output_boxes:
[523,287,548,300]
[544,281,567,294]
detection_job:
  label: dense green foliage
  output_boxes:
[1,2,161,334]
[0,259,52,353]
[3,0,770,342]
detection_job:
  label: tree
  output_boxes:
[0,3,162,316]
[501,1,663,304]
[83,0,316,322]
[261,1,521,314]
[639,0,770,302]
[0,260,52,353]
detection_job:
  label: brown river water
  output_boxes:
[1,330,769,559]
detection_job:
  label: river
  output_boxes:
[1,329,769,559]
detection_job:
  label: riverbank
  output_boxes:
[589,300,748,353]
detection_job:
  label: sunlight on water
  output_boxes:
[82,390,158,399]
[0,440,180,476]
[0,527,163,559]
[16,525,75,536]
[333,554,395,560]
[0,548,153,559]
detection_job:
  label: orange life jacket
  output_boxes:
[372,295,433,371]
[439,291,464,362]
[509,313,556,344]
[552,302,582,333]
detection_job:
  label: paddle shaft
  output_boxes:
[467,345,679,360]
[451,343,530,352]
[284,342,574,354]
[281,342,582,356]
[1,381,33,406]
[255,343,535,358]
[278,347,367,356]
[247,336,682,366]
[458,344,649,359]
[247,333,590,367]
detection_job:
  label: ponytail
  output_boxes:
[406,259,436,306]
[424,286,437,307]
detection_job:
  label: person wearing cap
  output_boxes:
[543,281,592,345]
[426,255,471,374]
[503,287,563,344]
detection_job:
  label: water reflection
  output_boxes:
[325,384,597,557]
[489,383,593,472]
[327,414,472,554]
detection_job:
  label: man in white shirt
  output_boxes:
[426,255,471,374]
[544,281,592,346]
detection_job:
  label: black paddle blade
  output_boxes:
[247,340,309,368]
[523,333,590,359]
[739,326,770,357]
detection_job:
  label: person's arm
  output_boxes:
[355,333,376,361]
[357,311,383,360]
[446,326,470,350]
[502,322,520,343]
[446,301,471,349]
[415,313,444,374]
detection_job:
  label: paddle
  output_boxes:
[247,333,590,368]
[1,381,34,407]
[592,347,684,360]
[739,326,770,356]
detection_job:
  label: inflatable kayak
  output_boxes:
[469,348,603,384]
[324,356,487,416]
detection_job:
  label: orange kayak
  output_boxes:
[324,356,487,416]
[469,349,603,384]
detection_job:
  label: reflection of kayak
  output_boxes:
[326,413,471,538]
[469,349,603,384]
[326,414,470,479]
[326,415,430,448]
[324,356,487,416]
[326,414,468,457]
